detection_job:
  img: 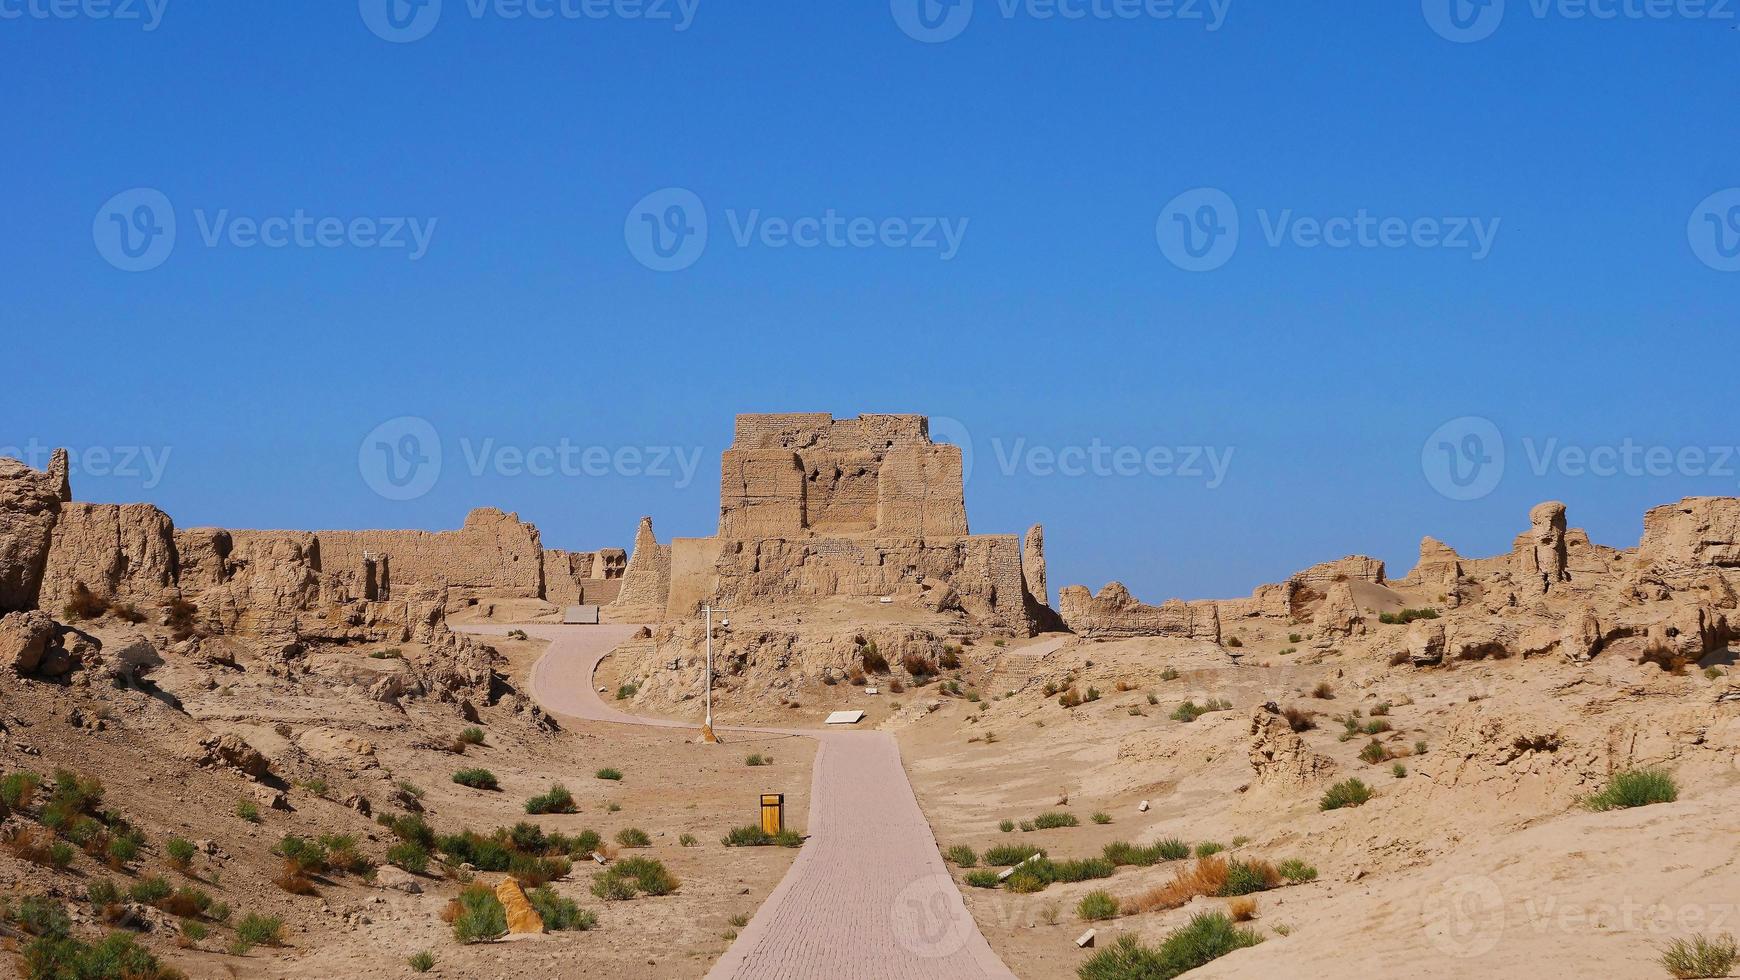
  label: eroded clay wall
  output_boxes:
[311,508,543,603]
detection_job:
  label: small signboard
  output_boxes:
[563,605,600,625]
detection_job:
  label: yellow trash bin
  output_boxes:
[760,794,785,835]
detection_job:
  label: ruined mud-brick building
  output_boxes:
[613,413,1054,634]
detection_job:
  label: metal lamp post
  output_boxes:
[702,604,728,742]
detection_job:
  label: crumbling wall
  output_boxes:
[544,548,627,606]
[614,517,672,617]
[0,452,68,613]
[1058,583,1220,642]
[39,503,179,610]
[308,508,543,604]
[1641,497,1740,571]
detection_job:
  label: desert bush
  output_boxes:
[381,813,438,850]
[179,918,209,945]
[1218,859,1279,896]
[1359,740,1391,765]
[964,869,1000,888]
[1225,636,1242,648]
[678,833,698,847]
[1103,839,1187,867]
[1378,607,1439,625]
[1079,912,1262,980]
[452,768,500,790]
[945,844,977,867]
[859,641,889,674]
[615,827,651,848]
[525,784,578,815]
[165,837,196,871]
[527,884,596,931]
[1320,779,1373,811]
[409,951,436,973]
[998,819,1015,833]
[1092,812,1112,825]
[939,645,962,670]
[128,877,173,906]
[21,932,179,979]
[984,844,1045,866]
[1195,842,1224,858]
[274,835,329,875]
[235,799,261,823]
[86,878,121,908]
[158,886,214,919]
[1227,896,1257,921]
[63,583,108,621]
[1119,857,1230,916]
[234,912,285,950]
[590,873,638,901]
[14,895,71,937]
[1393,762,1408,778]
[1280,706,1315,732]
[745,753,769,767]
[1057,686,1084,708]
[1033,812,1079,830]
[320,833,372,875]
[1171,699,1232,722]
[1,770,41,810]
[1078,890,1118,921]
[1658,932,1737,979]
[458,727,486,746]
[4,826,70,869]
[1277,858,1317,883]
[1362,718,1392,735]
[603,856,678,897]
[164,596,200,639]
[1311,681,1335,699]
[449,886,508,943]
[1288,633,1303,643]
[615,684,638,700]
[1160,667,1180,681]
[595,767,623,781]
[1585,768,1678,811]
[573,829,603,855]
[387,841,430,874]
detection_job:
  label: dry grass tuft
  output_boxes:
[1227,896,1257,921]
[1119,856,1229,916]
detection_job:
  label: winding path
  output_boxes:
[462,624,1017,980]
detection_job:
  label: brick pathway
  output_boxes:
[467,624,1016,980]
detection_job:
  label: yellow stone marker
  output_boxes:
[495,877,544,935]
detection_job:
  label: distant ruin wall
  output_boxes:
[1059,583,1221,642]
[39,503,179,610]
[306,508,544,603]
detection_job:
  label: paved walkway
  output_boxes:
[462,624,1016,980]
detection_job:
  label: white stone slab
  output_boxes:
[1075,929,1096,949]
[824,710,866,725]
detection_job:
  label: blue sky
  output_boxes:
[2,1,1736,602]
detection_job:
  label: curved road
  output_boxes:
[462,623,1016,980]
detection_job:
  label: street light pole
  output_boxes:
[701,604,728,743]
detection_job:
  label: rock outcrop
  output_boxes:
[39,503,179,611]
[614,517,672,617]
[0,453,66,613]
[1023,524,1048,607]
[1057,583,1220,642]
[1249,704,1336,791]
[1,609,56,673]
[1640,497,1740,571]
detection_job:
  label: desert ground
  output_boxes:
[5,414,1739,979]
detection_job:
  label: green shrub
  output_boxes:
[21,932,178,979]
[233,914,285,952]
[1091,812,1112,825]
[180,918,209,943]
[86,878,121,909]
[1584,768,1678,811]
[1171,699,1232,723]
[1033,812,1079,830]
[1359,740,1390,765]
[945,844,977,867]
[459,727,486,746]
[984,844,1045,866]
[998,819,1015,833]
[15,895,71,938]
[573,829,603,855]
[48,841,75,870]
[128,877,173,906]
[1320,779,1373,811]
[1077,890,1118,921]
[1160,667,1180,681]
[527,884,596,931]
[1103,840,1186,867]
[595,767,623,781]
[273,835,329,875]
[388,841,430,874]
[452,768,500,791]
[525,784,578,815]
[165,837,197,870]
[104,832,140,867]
[1277,858,1318,883]
[1005,870,1047,894]
[450,886,507,943]
[1658,932,1737,979]
[964,869,1000,888]
[409,951,436,973]
[1392,763,1408,778]
[590,873,638,901]
[235,799,261,823]
[614,856,679,896]
[1078,912,1263,980]
[615,827,651,848]
[615,684,638,700]
[1378,608,1439,625]
[679,833,698,847]
[1219,859,1280,896]
[746,754,769,767]
[1,771,40,810]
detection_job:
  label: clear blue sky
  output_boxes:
[3,2,1736,602]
